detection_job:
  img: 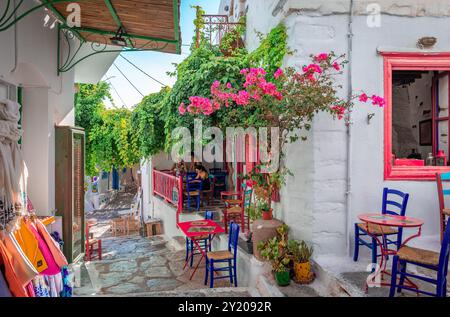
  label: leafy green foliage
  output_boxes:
[288,240,313,263]
[131,88,170,158]
[257,224,291,273]
[89,108,140,172]
[162,46,250,151]
[75,82,140,175]
[247,24,289,80]
[75,82,112,175]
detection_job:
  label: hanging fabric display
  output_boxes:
[0,99,27,231]
[0,99,72,298]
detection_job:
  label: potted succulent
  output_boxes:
[288,240,314,284]
[257,224,291,286]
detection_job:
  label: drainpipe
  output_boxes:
[345,0,355,256]
[10,0,18,73]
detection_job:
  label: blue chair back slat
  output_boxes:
[205,210,213,220]
[440,172,450,181]
[385,200,403,210]
[442,189,450,196]
[438,220,450,268]
[187,180,202,192]
[382,187,409,216]
[228,222,240,257]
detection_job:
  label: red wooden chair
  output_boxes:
[85,223,102,261]
[436,172,450,242]
[223,186,252,233]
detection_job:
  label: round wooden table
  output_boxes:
[358,213,424,292]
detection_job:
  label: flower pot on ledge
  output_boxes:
[262,208,273,220]
[294,261,314,284]
[275,270,290,286]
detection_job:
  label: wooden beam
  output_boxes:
[103,0,134,47]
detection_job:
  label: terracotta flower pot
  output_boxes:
[262,209,273,220]
[274,270,290,286]
[294,261,313,283]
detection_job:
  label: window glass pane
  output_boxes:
[0,84,7,99]
[438,74,449,118]
[392,71,433,163]
[438,120,449,156]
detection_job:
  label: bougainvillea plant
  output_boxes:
[179,51,385,212]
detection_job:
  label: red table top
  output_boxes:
[178,219,225,238]
[358,213,424,228]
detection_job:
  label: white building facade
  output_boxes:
[0,1,116,216]
[218,0,450,258]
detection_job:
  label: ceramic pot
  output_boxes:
[262,209,273,220]
[294,261,312,283]
[275,270,290,286]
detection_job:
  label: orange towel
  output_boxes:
[0,240,28,297]
[1,231,38,286]
[14,218,48,273]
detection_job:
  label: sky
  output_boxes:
[102,0,220,109]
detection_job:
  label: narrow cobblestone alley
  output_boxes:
[75,191,250,297]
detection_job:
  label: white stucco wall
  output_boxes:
[0,2,76,215]
[242,0,450,258]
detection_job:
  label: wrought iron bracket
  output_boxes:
[57,25,173,74]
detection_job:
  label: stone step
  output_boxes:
[77,286,252,297]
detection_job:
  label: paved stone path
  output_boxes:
[76,191,250,297]
[75,234,250,297]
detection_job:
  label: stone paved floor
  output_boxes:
[76,191,249,297]
[75,234,250,297]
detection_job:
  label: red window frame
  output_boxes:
[383,52,450,181]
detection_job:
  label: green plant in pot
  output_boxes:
[288,240,314,284]
[219,16,246,57]
[244,165,291,221]
[257,224,291,286]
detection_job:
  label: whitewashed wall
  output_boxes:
[0,2,75,215]
[241,0,450,257]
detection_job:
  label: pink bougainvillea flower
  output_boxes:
[226,82,232,89]
[359,93,368,102]
[232,90,251,106]
[240,68,249,75]
[303,64,323,74]
[333,62,341,71]
[274,91,283,101]
[331,105,346,120]
[314,53,329,62]
[179,103,186,115]
[274,68,284,79]
[371,95,386,107]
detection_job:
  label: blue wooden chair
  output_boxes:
[389,218,450,297]
[212,171,227,198]
[204,222,240,288]
[184,174,202,211]
[353,188,410,265]
[185,211,213,267]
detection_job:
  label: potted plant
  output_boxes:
[244,166,291,221]
[260,201,272,220]
[257,224,291,286]
[288,240,314,284]
[219,17,246,57]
